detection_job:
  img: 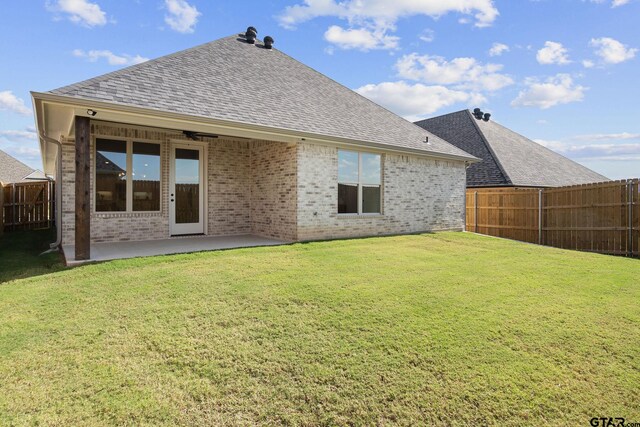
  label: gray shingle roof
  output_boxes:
[415,110,509,187]
[416,110,609,187]
[49,35,475,161]
[0,149,36,184]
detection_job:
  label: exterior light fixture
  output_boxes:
[87,109,97,116]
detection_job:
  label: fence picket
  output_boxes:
[466,179,640,258]
[1,181,54,232]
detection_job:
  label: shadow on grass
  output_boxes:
[0,228,65,283]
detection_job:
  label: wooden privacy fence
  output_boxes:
[466,179,639,258]
[1,181,55,233]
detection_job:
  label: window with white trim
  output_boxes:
[95,138,161,212]
[338,150,381,214]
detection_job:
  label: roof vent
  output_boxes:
[473,108,484,120]
[245,26,257,44]
[264,36,274,49]
[483,113,491,122]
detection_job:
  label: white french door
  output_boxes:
[169,143,205,235]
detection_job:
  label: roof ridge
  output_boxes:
[465,110,513,185]
[41,34,478,161]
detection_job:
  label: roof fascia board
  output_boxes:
[32,92,479,164]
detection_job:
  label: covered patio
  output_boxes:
[62,234,287,266]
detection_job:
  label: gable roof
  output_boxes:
[415,110,609,187]
[47,34,476,162]
[0,149,37,184]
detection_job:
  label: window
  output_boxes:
[96,139,127,212]
[95,138,161,212]
[338,150,381,214]
[132,142,161,211]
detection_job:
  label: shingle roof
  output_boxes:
[415,110,609,187]
[49,34,475,161]
[0,149,36,184]
[415,110,509,187]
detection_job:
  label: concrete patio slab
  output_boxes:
[62,234,287,266]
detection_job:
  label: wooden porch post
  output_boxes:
[75,116,91,260]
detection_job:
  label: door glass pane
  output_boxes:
[338,183,358,214]
[361,153,381,185]
[95,139,127,212]
[175,148,200,224]
[132,142,160,211]
[338,150,358,183]
[362,186,381,214]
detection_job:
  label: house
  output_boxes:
[31,30,478,262]
[415,109,608,188]
[0,149,47,185]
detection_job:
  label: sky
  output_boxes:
[0,0,639,179]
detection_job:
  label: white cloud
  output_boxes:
[488,42,509,57]
[395,53,513,92]
[164,0,201,33]
[49,0,107,27]
[355,81,486,121]
[0,130,38,140]
[536,138,640,161]
[324,25,399,50]
[0,91,32,116]
[419,29,435,43]
[0,129,42,169]
[571,132,640,141]
[590,0,631,7]
[72,49,149,66]
[589,37,637,64]
[279,0,499,29]
[279,0,498,51]
[582,59,595,68]
[511,74,586,109]
[536,41,571,65]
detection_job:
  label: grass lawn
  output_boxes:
[0,229,63,283]
[0,232,638,425]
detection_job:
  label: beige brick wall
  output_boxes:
[250,141,297,241]
[61,122,297,245]
[295,142,466,241]
[60,122,464,246]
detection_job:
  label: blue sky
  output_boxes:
[1,0,638,179]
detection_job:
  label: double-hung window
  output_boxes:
[95,138,161,212]
[338,150,382,214]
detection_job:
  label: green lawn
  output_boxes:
[0,233,638,426]
[0,228,63,283]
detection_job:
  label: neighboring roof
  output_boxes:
[23,170,49,181]
[0,149,38,184]
[415,110,609,187]
[48,34,476,162]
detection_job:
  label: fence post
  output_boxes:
[538,189,543,245]
[0,184,4,236]
[474,191,478,233]
[629,181,634,257]
[11,183,16,232]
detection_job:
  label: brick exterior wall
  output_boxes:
[60,122,465,246]
[60,122,297,245]
[250,141,297,241]
[295,142,466,241]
